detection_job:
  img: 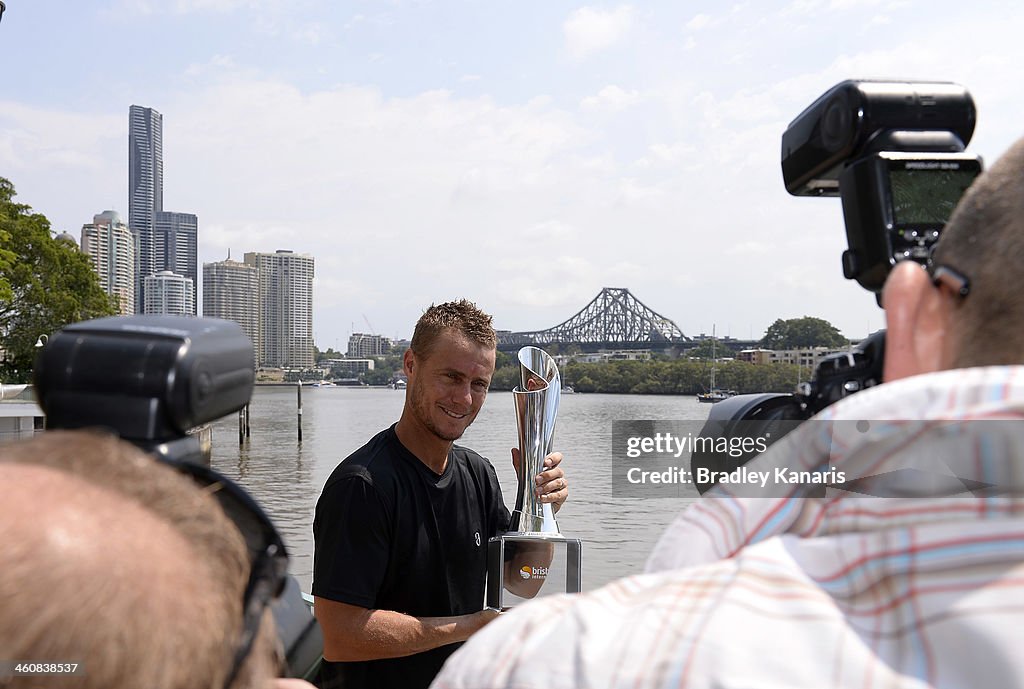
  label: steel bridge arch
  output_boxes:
[497,287,689,351]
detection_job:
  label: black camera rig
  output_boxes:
[694,80,983,493]
[34,315,323,679]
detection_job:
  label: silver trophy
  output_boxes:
[510,346,562,534]
[486,346,582,609]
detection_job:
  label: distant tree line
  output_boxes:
[489,358,807,395]
[307,308,850,394]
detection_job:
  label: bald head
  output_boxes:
[0,431,277,689]
[2,462,208,625]
[931,136,1024,366]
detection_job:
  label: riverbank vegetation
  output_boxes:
[489,358,805,395]
[318,344,816,395]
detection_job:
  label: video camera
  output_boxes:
[693,80,983,493]
[33,315,323,681]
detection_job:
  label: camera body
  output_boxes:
[35,315,254,461]
[34,315,322,679]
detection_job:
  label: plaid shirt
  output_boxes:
[433,366,1024,689]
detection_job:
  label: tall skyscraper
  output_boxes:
[156,211,198,313]
[80,210,136,316]
[143,270,194,316]
[244,250,315,369]
[203,257,259,365]
[128,105,162,314]
[128,105,198,314]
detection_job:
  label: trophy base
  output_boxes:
[486,533,582,610]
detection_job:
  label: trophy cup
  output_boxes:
[486,346,582,610]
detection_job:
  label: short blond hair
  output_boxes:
[410,299,497,358]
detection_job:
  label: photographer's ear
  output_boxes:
[882,261,953,381]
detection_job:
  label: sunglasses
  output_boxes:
[928,262,971,299]
[158,456,289,689]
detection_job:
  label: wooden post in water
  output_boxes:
[297,381,303,442]
[238,407,244,445]
[244,403,250,438]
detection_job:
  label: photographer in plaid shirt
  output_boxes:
[434,138,1024,689]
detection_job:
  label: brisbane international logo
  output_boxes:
[519,565,549,580]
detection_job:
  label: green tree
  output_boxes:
[315,346,343,362]
[760,316,848,349]
[360,367,394,386]
[686,338,736,360]
[0,178,116,382]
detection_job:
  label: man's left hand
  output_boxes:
[511,449,568,513]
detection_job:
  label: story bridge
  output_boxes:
[497,287,690,353]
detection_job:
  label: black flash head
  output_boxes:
[34,315,254,445]
[781,80,982,293]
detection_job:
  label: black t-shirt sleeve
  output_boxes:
[312,474,391,608]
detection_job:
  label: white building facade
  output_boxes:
[244,250,314,369]
[80,210,136,316]
[143,270,194,316]
[203,258,259,366]
[347,333,392,358]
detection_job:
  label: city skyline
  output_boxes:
[4,2,1024,349]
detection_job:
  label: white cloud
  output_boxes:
[522,220,578,241]
[493,256,598,309]
[291,22,330,46]
[563,5,635,61]
[686,13,713,30]
[183,54,238,77]
[112,0,261,14]
[11,1,1023,347]
[580,85,641,111]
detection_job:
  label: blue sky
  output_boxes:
[2,0,1023,349]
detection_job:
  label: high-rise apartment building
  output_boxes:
[128,105,162,314]
[128,105,198,314]
[143,270,194,316]
[347,333,392,358]
[244,250,314,369]
[203,258,259,365]
[156,211,198,313]
[80,210,136,315]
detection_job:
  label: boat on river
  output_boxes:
[697,388,735,403]
[696,326,734,403]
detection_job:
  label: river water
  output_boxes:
[209,387,712,593]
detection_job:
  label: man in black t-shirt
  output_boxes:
[312,300,569,689]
